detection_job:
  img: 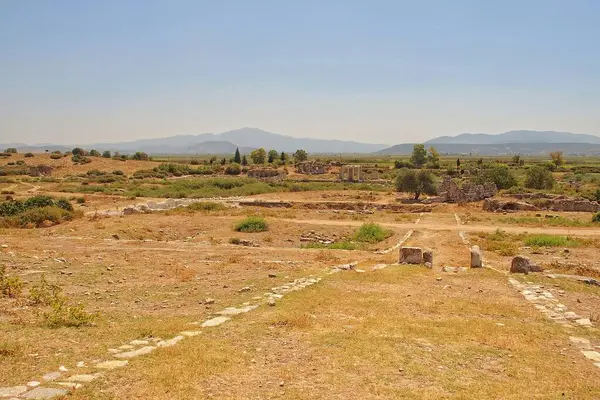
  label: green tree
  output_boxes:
[293,149,308,163]
[4,148,17,154]
[241,155,248,166]
[250,148,267,164]
[220,158,226,166]
[395,169,436,200]
[427,146,440,168]
[102,150,111,158]
[280,151,286,162]
[234,148,241,164]
[410,144,427,167]
[525,165,555,190]
[475,164,517,190]
[89,149,100,157]
[549,151,564,167]
[267,149,278,163]
[512,154,524,166]
[132,152,149,161]
[72,147,86,156]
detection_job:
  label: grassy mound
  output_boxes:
[234,216,268,233]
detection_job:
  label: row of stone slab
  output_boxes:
[399,246,539,273]
[399,246,483,268]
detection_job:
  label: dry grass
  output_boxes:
[68,268,600,399]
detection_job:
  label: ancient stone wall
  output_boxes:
[438,177,497,203]
[295,161,328,175]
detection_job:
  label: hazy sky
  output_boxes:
[1,0,599,145]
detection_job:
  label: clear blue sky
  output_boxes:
[1,0,599,145]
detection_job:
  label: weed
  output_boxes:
[229,237,241,245]
[0,266,23,298]
[234,216,268,232]
[44,297,97,328]
[28,275,62,306]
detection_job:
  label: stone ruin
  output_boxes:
[295,161,328,175]
[510,193,600,213]
[399,247,433,268]
[339,165,364,182]
[29,165,53,177]
[247,168,286,181]
[438,177,497,203]
[484,195,600,213]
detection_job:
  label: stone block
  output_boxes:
[399,247,423,264]
[510,256,543,274]
[422,250,433,267]
[470,246,482,268]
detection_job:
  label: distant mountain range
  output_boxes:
[378,130,600,155]
[1,128,388,155]
[425,130,600,145]
[3,129,600,156]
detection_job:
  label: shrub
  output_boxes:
[24,152,34,158]
[4,148,17,154]
[0,266,23,298]
[225,163,242,175]
[89,149,100,157]
[229,237,241,245]
[525,165,555,190]
[76,197,86,204]
[72,147,86,156]
[14,206,72,228]
[16,160,25,165]
[234,216,268,232]
[132,152,150,161]
[55,198,74,212]
[24,195,55,209]
[592,212,600,223]
[28,275,62,306]
[353,223,393,243]
[44,297,97,328]
[112,170,124,176]
[102,151,111,158]
[475,163,517,189]
[72,155,92,164]
[50,154,62,160]
[187,202,226,212]
[394,160,414,169]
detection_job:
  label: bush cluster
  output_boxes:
[0,195,77,228]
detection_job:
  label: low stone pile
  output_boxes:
[483,198,540,212]
[299,231,339,244]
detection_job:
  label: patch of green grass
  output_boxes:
[302,241,361,250]
[524,234,581,248]
[353,223,393,243]
[480,229,519,256]
[234,216,268,232]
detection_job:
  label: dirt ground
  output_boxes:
[1,188,600,399]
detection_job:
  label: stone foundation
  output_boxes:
[399,247,423,264]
